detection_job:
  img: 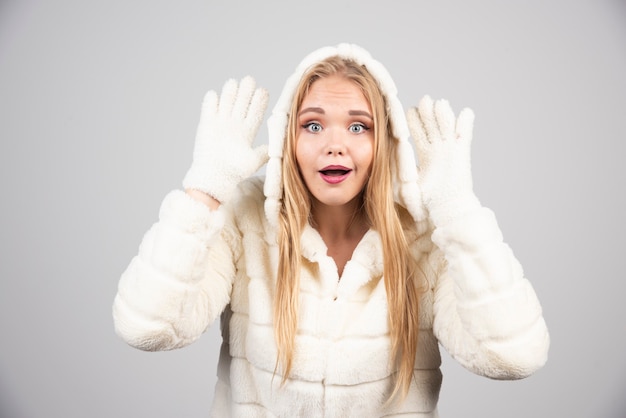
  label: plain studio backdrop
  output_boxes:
[1,1,624,417]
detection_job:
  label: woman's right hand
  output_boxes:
[183,76,269,204]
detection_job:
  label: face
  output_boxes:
[295,75,374,210]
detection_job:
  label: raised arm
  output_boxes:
[407,97,550,379]
[113,77,268,351]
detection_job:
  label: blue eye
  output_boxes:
[349,123,368,134]
[303,122,322,133]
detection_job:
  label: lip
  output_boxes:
[318,165,352,184]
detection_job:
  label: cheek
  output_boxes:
[357,140,375,171]
[295,138,316,171]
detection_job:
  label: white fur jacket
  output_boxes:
[113,44,549,417]
[113,177,549,417]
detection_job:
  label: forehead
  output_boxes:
[300,75,370,110]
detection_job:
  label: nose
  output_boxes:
[325,129,346,155]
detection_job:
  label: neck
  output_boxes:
[310,196,369,243]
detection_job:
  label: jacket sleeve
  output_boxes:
[430,206,550,379]
[112,190,238,351]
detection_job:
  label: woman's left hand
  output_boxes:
[406,96,479,225]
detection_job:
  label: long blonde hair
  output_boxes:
[275,56,423,402]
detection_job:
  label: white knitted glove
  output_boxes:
[407,96,481,226]
[182,76,269,203]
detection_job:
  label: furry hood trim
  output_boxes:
[263,43,424,230]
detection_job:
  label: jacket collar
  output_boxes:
[300,223,384,292]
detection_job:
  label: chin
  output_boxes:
[312,190,364,208]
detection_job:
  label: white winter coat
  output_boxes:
[113,44,549,417]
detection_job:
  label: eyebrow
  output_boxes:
[298,107,373,120]
[298,107,324,116]
[348,110,373,120]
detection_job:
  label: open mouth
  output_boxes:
[319,165,352,176]
[319,169,351,176]
[318,166,352,184]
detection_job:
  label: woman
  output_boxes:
[113,43,549,417]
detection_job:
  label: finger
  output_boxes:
[232,76,256,119]
[406,107,431,169]
[406,107,428,147]
[417,95,437,143]
[456,107,475,142]
[434,99,455,141]
[243,86,269,140]
[218,78,238,116]
[200,89,219,117]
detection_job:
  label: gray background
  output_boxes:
[1,0,624,417]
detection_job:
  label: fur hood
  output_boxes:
[263,43,425,230]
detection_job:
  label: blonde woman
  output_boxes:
[113,44,549,417]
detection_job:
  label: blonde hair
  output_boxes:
[275,56,423,402]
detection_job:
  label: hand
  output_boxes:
[183,76,269,203]
[406,96,480,225]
